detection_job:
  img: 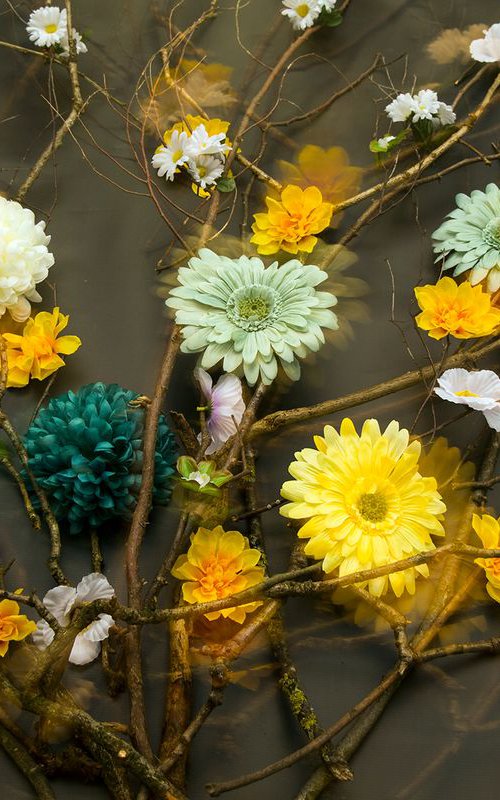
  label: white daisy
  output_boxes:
[32,573,115,666]
[411,89,440,122]
[187,155,224,189]
[26,6,67,48]
[470,23,500,63]
[434,368,500,432]
[385,92,416,123]
[281,0,322,31]
[152,129,191,180]
[184,123,230,159]
[60,28,88,57]
[195,368,245,454]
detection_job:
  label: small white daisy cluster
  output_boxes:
[281,0,337,31]
[26,5,87,56]
[152,122,230,191]
[386,89,456,127]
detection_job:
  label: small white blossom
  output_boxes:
[183,471,211,488]
[435,101,456,126]
[319,0,337,9]
[32,573,115,666]
[187,155,224,189]
[184,123,230,159]
[152,129,191,181]
[434,369,500,432]
[195,368,245,454]
[60,28,88,57]
[26,6,67,48]
[470,23,500,63]
[281,0,322,31]
[411,89,440,122]
[377,135,396,151]
[385,92,416,123]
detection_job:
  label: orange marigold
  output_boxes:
[251,185,333,255]
[0,599,36,656]
[3,307,81,388]
[414,277,500,340]
[171,525,265,623]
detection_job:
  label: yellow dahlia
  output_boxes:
[280,418,446,597]
[3,307,81,389]
[473,513,500,603]
[414,277,500,340]
[171,525,265,623]
[0,599,36,657]
[251,185,333,255]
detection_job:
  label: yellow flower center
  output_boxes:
[485,558,500,577]
[455,390,479,397]
[238,296,270,320]
[45,24,58,33]
[357,491,389,523]
[296,3,311,16]
[199,557,235,596]
[172,149,183,162]
[198,165,207,178]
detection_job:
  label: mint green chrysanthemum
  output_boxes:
[166,249,338,385]
[432,183,500,292]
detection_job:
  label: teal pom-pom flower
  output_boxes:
[24,382,177,534]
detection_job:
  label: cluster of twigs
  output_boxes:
[0,1,500,799]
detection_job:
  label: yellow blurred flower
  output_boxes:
[3,307,81,388]
[0,599,36,656]
[415,277,500,340]
[473,513,500,603]
[277,145,362,227]
[163,113,230,145]
[171,525,265,623]
[427,25,487,65]
[280,418,446,598]
[251,185,333,255]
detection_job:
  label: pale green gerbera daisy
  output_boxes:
[432,183,500,292]
[166,249,338,385]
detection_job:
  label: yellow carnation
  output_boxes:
[0,599,36,656]
[414,277,500,340]
[251,184,333,255]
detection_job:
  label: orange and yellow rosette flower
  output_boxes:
[171,525,265,623]
[251,184,333,255]
[414,277,500,340]
[473,513,500,603]
[0,598,36,656]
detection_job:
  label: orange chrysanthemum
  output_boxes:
[171,525,265,623]
[0,599,36,657]
[251,185,333,255]
[277,145,362,227]
[414,277,500,340]
[3,307,81,388]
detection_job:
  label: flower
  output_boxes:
[3,307,81,389]
[32,573,115,665]
[281,0,322,30]
[0,197,54,322]
[251,185,333,255]
[166,249,338,385]
[60,28,87,57]
[434,369,500,432]
[280,418,446,597]
[171,526,265,623]
[26,6,67,47]
[414,278,500,340]
[473,514,500,603]
[152,129,191,180]
[276,145,362,225]
[427,25,487,65]
[470,23,500,63]
[385,90,455,127]
[186,155,224,189]
[411,89,440,122]
[385,92,416,123]
[195,368,245,454]
[432,184,500,292]
[176,456,232,496]
[24,383,177,533]
[436,102,456,126]
[184,123,230,159]
[377,135,396,151]
[0,599,36,657]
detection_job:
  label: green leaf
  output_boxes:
[216,176,236,193]
[318,9,343,27]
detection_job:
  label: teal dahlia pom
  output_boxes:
[24,382,177,534]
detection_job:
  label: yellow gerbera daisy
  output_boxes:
[280,418,446,597]
[250,184,333,255]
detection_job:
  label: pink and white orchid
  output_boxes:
[195,368,245,454]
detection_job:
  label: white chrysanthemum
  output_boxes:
[32,573,115,666]
[166,249,338,385]
[470,23,500,63]
[432,183,500,292]
[187,155,224,189]
[184,123,230,159]
[435,369,500,432]
[0,197,54,321]
[152,129,191,180]
[281,0,322,31]
[26,6,67,47]
[385,92,416,123]
[60,28,88,56]
[195,368,245,454]
[411,89,440,122]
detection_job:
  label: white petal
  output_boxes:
[69,634,101,666]
[43,586,77,624]
[76,573,115,604]
[32,620,55,650]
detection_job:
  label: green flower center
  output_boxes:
[357,491,388,523]
[227,285,279,331]
[483,217,500,248]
